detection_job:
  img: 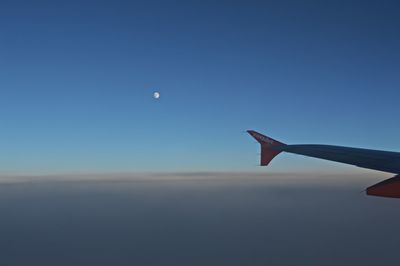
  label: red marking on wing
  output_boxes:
[367,175,400,198]
[247,130,286,166]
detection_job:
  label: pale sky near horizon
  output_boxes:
[1,0,400,173]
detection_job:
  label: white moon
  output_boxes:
[153,92,160,99]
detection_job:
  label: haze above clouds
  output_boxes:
[0,172,397,266]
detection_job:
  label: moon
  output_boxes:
[153,91,160,99]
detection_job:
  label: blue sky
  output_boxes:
[0,0,399,173]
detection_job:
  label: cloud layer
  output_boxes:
[0,172,397,265]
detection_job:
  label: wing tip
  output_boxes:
[247,129,285,166]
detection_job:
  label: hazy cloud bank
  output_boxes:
[0,171,398,265]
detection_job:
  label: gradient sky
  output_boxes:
[1,0,400,173]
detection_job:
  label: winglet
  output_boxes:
[247,130,286,166]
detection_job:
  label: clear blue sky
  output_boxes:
[0,0,399,173]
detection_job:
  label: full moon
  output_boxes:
[153,91,160,99]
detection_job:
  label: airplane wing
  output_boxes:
[247,130,400,198]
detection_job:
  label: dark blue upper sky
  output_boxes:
[1,0,399,173]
